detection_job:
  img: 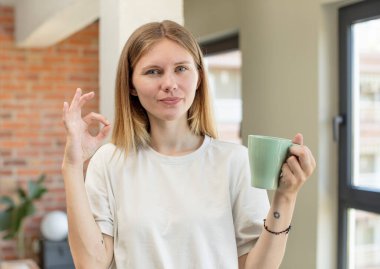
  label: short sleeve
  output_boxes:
[232,150,270,257]
[85,145,115,237]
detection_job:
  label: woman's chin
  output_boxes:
[156,113,187,123]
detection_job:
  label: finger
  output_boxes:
[69,88,82,110]
[301,146,316,167]
[78,91,95,108]
[96,124,112,141]
[307,146,316,167]
[62,101,69,124]
[290,145,315,176]
[83,112,110,126]
[286,155,306,183]
[292,133,303,145]
[279,163,295,186]
[63,101,69,114]
[305,146,317,173]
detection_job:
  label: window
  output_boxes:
[338,1,380,268]
[200,33,242,143]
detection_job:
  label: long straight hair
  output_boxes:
[112,20,217,154]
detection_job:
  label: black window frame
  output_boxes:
[338,1,380,269]
[199,32,239,57]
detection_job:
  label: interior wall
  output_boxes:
[184,0,239,41]
[240,1,319,268]
[317,3,340,268]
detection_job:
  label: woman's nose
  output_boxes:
[161,72,177,92]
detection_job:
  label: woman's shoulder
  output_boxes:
[94,142,118,156]
[208,138,248,157]
[90,143,122,164]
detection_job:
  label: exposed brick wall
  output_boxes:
[0,5,99,260]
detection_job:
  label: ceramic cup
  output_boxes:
[248,135,293,190]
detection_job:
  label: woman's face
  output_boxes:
[131,38,199,124]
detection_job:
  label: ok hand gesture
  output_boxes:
[62,88,111,165]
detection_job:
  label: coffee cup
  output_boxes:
[248,135,293,190]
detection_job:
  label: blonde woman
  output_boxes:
[62,20,316,269]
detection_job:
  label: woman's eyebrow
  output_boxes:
[141,61,193,70]
[141,64,161,70]
[174,61,192,65]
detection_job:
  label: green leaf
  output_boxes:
[0,211,11,231]
[28,176,47,200]
[25,203,35,216]
[0,174,47,240]
[10,206,26,236]
[37,174,45,184]
[33,187,47,200]
[0,196,15,208]
[17,188,27,200]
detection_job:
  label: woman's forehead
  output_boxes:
[136,39,195,66]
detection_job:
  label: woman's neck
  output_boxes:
[149,119,203,156]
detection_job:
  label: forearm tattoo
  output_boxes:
[273,211,281,219]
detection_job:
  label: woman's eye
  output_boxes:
[176,66,187,73]
[145,69,160,75]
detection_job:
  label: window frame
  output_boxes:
[338,1,380,268]
[199,32,239,57]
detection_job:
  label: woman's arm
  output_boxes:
[240,133,316,269]
[63,163,114,268]
[62,88,113,269]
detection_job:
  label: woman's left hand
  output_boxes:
[276,133,316,198]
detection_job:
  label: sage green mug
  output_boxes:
[248,135,293,190]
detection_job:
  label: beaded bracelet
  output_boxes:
[263,219,292,235]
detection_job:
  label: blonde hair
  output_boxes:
[112,20,217,154]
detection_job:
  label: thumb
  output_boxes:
[292,133,303,145]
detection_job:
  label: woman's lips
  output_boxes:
[159,97,182,105]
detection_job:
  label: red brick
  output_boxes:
[0,141,27,148]
[3,159,27,166]
[17,170,43,176]
[0,113,12,119]
[0,131,12,138]
[0,150,12,157]
[0,170,12,176]
[16,150,40,158]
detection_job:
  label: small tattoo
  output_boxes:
[274,211,281,219]
[101,240,104,245]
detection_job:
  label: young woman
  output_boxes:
[62,20,316,269]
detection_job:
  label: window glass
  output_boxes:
[352,19,380,190]
[348,209,380,269]
[204,50,242,143]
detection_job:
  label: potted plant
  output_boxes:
[0,174,47,259]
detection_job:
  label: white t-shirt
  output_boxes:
[85,136,269,269]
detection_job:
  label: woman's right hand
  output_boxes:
[62,88,111,166]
